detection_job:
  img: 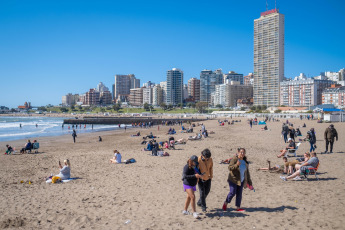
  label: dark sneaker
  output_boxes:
[202,207,207,212]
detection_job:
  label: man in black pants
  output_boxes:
[197,149,213,212]
[72,129,77,143]
[324,124,338,153]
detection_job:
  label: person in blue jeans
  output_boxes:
[306,128,316,152]
[222,148,253,212]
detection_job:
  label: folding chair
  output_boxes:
[302,162,320,181]
[285,142,301,158]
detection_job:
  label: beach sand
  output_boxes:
[1,117,345,229]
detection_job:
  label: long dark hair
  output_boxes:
[187,159,194,169]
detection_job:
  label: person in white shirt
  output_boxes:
[110,150,122,164]
[56,159,71,180]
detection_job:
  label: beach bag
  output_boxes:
[125,158,136,164]
[52,176,61,183]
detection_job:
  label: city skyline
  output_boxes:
[1,0,345,108]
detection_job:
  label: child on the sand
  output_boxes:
[110,150,122,164]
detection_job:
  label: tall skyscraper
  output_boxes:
[114,74,140,102]
[200,69,223,103]
[166,68,183,105]
[254,9,284,106]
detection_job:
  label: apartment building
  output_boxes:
[322,86,345,107]
[200,69,223,103]
[129,88,143,107]
[166,68,183,105]
[187,78,200,102]
[254,9,285,106]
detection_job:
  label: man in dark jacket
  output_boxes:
[324,124,338,153]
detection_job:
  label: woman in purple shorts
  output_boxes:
[182,155,202,218]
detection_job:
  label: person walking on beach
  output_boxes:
[72,129,77,143]
[182,155,203,219]
[282,123,289,143]
[249,119,252,130]
[222,148,253,212]
[324,124,338,154]
[306,128,316,152]
[197,149,213,212]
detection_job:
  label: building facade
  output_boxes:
[244,73,254,86]
[160,81,167,104]
[100,91,112,105]
[322,86,345,107]
[187,78,200,102]
[129,88,143,107]
[200,69,223,103]
[212,82,253,107]
[143,87,153,105]
[152,85,163,106]
[62,93,79,106]
[85,89,100,106]
[224,71,244,85]
[166,68,183,105]
[254,9,284,106]
[114,74,140,102]
[280,79,335,107]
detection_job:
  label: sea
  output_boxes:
[0,116,123,142]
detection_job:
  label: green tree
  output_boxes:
[274,109,282,113]
[195,102,208,113]
[100,107,106,113]
[250,106,256,111]
[38,106,47,111]
[143,103,150,111]
[216,104,223,109]
[262,105,267,110]
[60,107,68,113]
[160,103,167,111]
[240,107,246,111]
[113,103,122,112]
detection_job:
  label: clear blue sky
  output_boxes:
[1,0,344,108]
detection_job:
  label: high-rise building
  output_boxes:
[200,69,223,103]
[143,81,155,88]
[129,88,143,107]
[143,87,153,105]
[96,82,109,92]
[183,84,188,100]
[114,74,140,102]
[223,71,244,85]
[187,78,200,102]
[62,93,79,106]
[280,79,335,106]
[254,9,284,106]
[166,68,183,105]
[100,91,112,105]
[152,85,163,106]
[85,89,100,106]
[160,81,167,104]
[212,82,253,107]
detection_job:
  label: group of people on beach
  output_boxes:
[182,148,253,218]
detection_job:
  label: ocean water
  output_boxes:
[0,116,123,142]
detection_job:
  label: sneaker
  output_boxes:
[197,202,201,207]
[222,202,227,211]
[280,176,287,181]
[202,207,207,213]
[236,208,246,212]
[182,210,191,215]
[330,151,333,153]
[193,212,199,219]
[293,176,302,181]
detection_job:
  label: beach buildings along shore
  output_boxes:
[166,68,184,106]
[254,9,285,107]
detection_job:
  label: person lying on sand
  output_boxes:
[258,158,287,173]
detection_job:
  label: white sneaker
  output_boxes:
[182,210,191,215]
[193,212,199,219]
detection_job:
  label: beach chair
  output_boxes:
[285,142,301,158]
[33,142,40,153]
[301,162,320,181]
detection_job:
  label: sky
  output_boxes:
[0,0,344,108]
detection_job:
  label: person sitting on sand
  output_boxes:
[131,131,140,137]
[20,140,32,154]
[146,132,155,138]
[56,159,71,180]
[169,139,175,150]
[143,141,153,151]
[277,138,296,158]
[302,123,306,128]
[110,150,122,164]
[99,136,102,142]
[175,138,187,145]
[296,128,302,136]
[5,144,14,155]
[280,152,319,181]
[261,125,268,131]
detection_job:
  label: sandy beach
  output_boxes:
[1,117,344,229]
